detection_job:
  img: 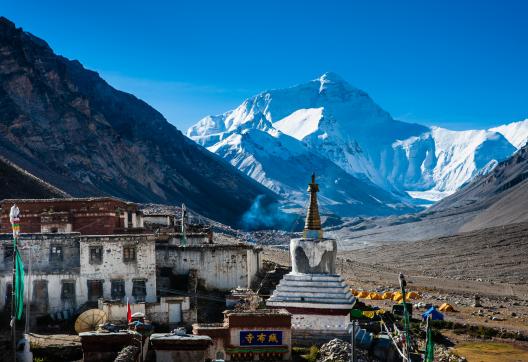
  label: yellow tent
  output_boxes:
[406,291,421,300]
[439,303,455,312]
[350,289,359,296]
[392,292,403,302]
[367,292,382,300]
[362,309,386,318]
[357,291,370,298]
[381,292,394,300]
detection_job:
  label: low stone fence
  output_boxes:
[98,297,193,326]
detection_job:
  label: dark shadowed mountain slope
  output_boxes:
[0,156,68,199]
[0,17,275,227]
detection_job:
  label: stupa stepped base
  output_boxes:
[291,328,350,346]
[266,273,355,310]
[290,313,352,345]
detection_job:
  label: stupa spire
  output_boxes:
[303,173,323,239]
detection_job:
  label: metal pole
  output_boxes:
[9,204,21,362]
[425,315,430,362]
[181,204,187,246]
[11,237,17,362]
[25,244,31,334]
[350,320,356,362]
[399,273,411,360]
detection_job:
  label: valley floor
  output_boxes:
[262,222,528,338]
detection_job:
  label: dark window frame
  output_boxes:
[61,281,76,302]
[132,279,147,302]
[87,279,104,302]
[123,245,136,263]
[4,245,14,261]
[111,279,126,300]
[49,245,63,263]
[89,246,103,264]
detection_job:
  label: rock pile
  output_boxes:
[316,338,370,362]
[114,345,140,362]
[417,340,467,362]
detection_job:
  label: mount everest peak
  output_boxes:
[187,73,528,215]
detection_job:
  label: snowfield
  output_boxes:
[273,107,324,140]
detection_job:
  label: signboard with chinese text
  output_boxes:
[240,330,283,346]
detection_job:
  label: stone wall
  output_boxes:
[0,272,81,314]
[144,215,172,226]
[0,233,80,273]
[0,233,81,313]
[153,349,208,362]
[0,198,141,235]
[0,233,157,314]
[291,314,351,346]
[156,244,262,291]
[166,234,211,246]
[99,297,193,325]
[79,235,157,304]
[0,232,259,319]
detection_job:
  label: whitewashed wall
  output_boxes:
[79,235,157,304]
[157,245,262,291]
[0,272,80,313]
[99,297,191,325]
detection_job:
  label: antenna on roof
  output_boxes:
[181,204,187,246]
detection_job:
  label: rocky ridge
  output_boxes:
[0,17,275,227]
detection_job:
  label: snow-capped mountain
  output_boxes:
[188,72,528,212]
[490,119,528,148]
[200,112,417,216]
[395,127,516,200]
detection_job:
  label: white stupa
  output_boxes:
[267,174,355,342]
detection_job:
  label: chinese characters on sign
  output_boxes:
[240,330,283,346]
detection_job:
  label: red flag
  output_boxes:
[127,297,132,323]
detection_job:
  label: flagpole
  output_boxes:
[11,235,16,362]
[9,204,21,362]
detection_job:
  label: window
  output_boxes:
[123,246,136,263]
[87,280,103,302]
[111,279,125,300]
[5,283,12,307]
[61,281,76,304]
[89,246,103,264]
[33,280,49,313]
[132,280,146,302]
[4,245,13,261]
[50,245,63,263]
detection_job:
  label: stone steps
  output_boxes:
[282,274,345,282]
[273,290,353,300]
[269,296,353,304]
[275,285,351,294]
[266,271,355,307]
[275,280,348,288]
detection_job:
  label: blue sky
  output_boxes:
[4,0,528,131]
